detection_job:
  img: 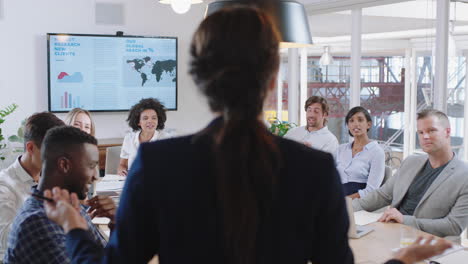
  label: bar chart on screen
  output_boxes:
[61,91,81,109]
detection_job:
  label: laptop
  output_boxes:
[346,197,374,239]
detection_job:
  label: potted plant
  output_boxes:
[0,104,18,161]
[268,118,296,137]
[8,118,26,155]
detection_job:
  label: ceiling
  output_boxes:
[299,0,468,38]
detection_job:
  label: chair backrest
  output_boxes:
[105,146,122,175]
[381,165,393,186]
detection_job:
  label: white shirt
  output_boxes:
[284,126,339,154]
[0,156,36,259]
[120,130,171,170]
[335,141,385,198]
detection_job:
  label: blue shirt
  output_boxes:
[335,141,385,197]
[4,187,106,264]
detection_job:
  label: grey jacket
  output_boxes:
[353,154,468,238]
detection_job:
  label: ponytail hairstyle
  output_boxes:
[189,6,281,264]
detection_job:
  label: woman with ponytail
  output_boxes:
[41,6,355,264]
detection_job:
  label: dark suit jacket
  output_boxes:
[65,125,354,264]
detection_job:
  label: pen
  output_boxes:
[30,192,55,203]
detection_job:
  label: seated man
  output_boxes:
[284,96,339,154]
[353,109,468,239]
[4,126,116,264]
[0,112,64,259]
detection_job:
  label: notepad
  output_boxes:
[96,181,125,192]
[92,217,110,225]
[101,174,126,182]
[354,210,383,226]
[430,245,466,262]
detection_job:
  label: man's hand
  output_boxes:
[393,236,452,264]
[86,195,117,221]
[117,169,128,176]
[378,207,404,223]
[303,141,312,148]
[44,187,88,233]
[347,193,360,199]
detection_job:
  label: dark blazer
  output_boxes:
[65,125,354,264]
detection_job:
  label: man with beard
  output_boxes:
[4,126,115,264]
[284,96,339,154]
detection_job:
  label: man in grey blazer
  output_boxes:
[353,109,468,239]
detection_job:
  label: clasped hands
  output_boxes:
[44,187,116,233]
[378,207,404,223]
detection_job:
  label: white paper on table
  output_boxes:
[354,211,383,226]
[430,245,465,261]
[92,217,110,225]
[96,181,125,191]
[101,174,126,182]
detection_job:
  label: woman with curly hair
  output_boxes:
[117,98,169,176]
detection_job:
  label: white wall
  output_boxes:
[0,0,213,140]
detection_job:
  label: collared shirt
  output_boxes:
[4,187,106,264]
[0,156,36,259]
[120,130,170,169]
[335,141,385,198]
[284,126,339,154]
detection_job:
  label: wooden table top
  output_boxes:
[349,222,429,264]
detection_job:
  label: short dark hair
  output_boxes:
[23,112,65,150]
[304,96,329,114]
[126,98,167,131]
[345,106,372,137]
[304,96,329,125]
[417,109,450,128]
[41,126,97,166]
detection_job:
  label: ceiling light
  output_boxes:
[319,46,334,66]
[205,0,313,48]
[159,0,203,14]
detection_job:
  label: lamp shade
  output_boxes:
[205,0,312,48]
[319,46,334,66]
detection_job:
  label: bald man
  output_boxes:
[353,109,468,240]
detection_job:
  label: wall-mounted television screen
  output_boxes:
[47,33,177,112]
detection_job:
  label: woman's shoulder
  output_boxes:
[157,129,174,139]
[123,130,138,139]
[337,142,351,152]
[367,141,385,154]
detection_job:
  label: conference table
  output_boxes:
[94,175,467,264]
[349,221,468,264]
[350,222,423,264]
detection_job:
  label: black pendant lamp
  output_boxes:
[205,0,313,48]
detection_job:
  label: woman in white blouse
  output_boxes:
[118,98,170,176]
[335,106,385,199]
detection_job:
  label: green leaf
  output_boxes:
[8,135,21,143]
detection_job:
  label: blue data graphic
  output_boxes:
[48,34,177,112]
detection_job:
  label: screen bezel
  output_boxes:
[47,33,178,113]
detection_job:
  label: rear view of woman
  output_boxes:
[44,6,353,264]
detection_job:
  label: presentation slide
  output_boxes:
[48,34,177,112]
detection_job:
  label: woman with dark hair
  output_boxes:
[335,106,385,198]
[37,6,446,264]
[117,98,169,176]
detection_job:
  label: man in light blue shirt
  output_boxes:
[284,96,339,154]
